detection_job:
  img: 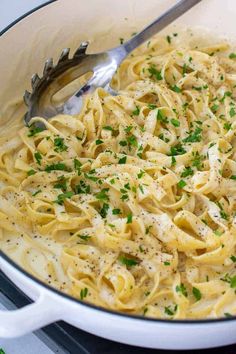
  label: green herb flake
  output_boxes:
[112,208,121,215]
[54,191,74,205]
[103,126,113,131]
[118,156,127,164]
[229,53,236,59]
[100,203,109,218]
[45,162,70,173]
[27,169,36,176]
[230,276,236,288]
[119,256,138,267]
[32,189,41,197]
[181,166,194,178]
[177,179,187,188]
[54,137,68,152]
[224,122,232,131]
[78,234,91,241]
[176,283,188,297]
[164,261,170,266]
[137,170,145,179]
[192,287,202,301]
[230,175,236,180]
[170,118,180,127]
[229,107,236,117]
[126,213,133,224]
[166,35,171,44]
[171,85,182,93]
[156,109,168,123]
[95,139,103,145]
[148,65,163,80]
[34,151,42,165]
[75,180,90,194]
[80,287,88,300]
[170,144,186,156]
[230,255,236,263]
[28,125,43,137]
[183,127,202,143]
[132,106,140,116]
[95,188,109,202]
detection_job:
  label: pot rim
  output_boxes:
[0,0,235,325]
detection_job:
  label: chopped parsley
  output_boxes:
[27,169,36,176]
[45,162,70,172]
[132,106,140,116]
[32,189,41,197]
[127,135,138,147]
[170,118,180,127]
[229,107,236,117]
[169,144,186,156]
[177,179,187,188]
[27,124,43,137]
[230,255,236,263]
[166,35,171,44]
[164,304,177,316]
[54,137,68,152]
[224,122,232,131]
[119,256,138,267]
[34,151,42,165]
[183,127,202,143]
[176,283,188,297]
[112,208,121,215]
[100,203,109,218]
[229,53,236,59]
[230,175,236,180]
[54,176,68,191]
[126,213,133,224]
[80,287,88,300]
[103,125,113,131]
[171,85,182,93]
[78,234,91,241]
[156,109,168,123]
[181,166,194,178]
[74,180,90,194]
[148,65,163,80]
[95,139,103,145]
[192,287,202,301]
[96,188,109,202]
[54,191,74,205]
[118,156,127,164]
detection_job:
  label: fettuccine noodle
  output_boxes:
[1,30,236,319]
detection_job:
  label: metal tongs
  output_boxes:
[24,0,202,125]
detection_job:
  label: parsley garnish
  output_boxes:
[45,162,70,172]
[80,287,88,300]
[177,179,187,188]
[28,124,43,137]
[166,35,171,44]
[230,255,236,263]
[54,176,67,191]
[156,109,168,123]
[169,144,186,156]
[176,283,188,297]
[100,203,109,218]
[183,127,202,143]
[95,139,103,145]
[32,189,41,197]
[181,166,194,178]
[112,208,121,215]
[230,175,236,180]
[229,53,236,59]
[27,169,36,176]
[229,107,236,117]
[78,234,91,241]
[34,151,42,165]
[171,118,180,127]
[126,213,133,224]
[192,287,202,301]
[148,65,163,80]
[96,188,109,202]
[171,85,182,93]
[54,137,68,152]
[132,106,140,116]
[103,126,113,131]
[164,304,177,316]
[119,256,138,267]
[118,156,127,164]
[54,191,74,205]
[74,180,90,194]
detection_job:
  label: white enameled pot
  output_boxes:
[0,0,236,349]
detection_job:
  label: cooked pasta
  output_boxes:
[1,30,236,319]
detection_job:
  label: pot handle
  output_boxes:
[0,292,62,338]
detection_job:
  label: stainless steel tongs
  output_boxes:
[24,0,202,125]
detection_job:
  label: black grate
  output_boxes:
[1,270,236,354]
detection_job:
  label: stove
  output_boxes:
[0,271,236,354]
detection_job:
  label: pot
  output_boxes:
[0,0,236,349]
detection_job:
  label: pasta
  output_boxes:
[1,30,236,319]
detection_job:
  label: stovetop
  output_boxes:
[1,270,236,354]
